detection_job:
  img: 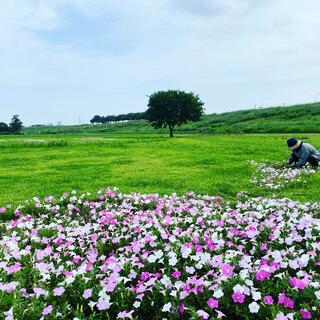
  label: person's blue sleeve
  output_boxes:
[294,149,310,168]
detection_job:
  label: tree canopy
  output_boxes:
[0,115,23,134]
[0,122,10,133]
[10,115,23,134]
[145,90,204,137]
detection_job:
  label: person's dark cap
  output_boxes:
[287,138,302,150]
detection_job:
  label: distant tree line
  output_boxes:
[0,115,23,134]
[90,112,147,124]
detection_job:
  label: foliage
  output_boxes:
[9,115,23,134]
[0,122,11,134]
[90,113,147,124]
[146,90,204,137]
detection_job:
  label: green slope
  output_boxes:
[22,102,320,135]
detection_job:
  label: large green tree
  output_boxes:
[9,115,23,134]
[146,90,204,137]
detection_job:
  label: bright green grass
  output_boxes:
[0,133,320,206]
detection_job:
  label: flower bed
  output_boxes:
[248,161,317,189]
[0,189,319,319]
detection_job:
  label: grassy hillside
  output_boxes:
[22,102,320,135]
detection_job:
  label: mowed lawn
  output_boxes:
[0,133,320,206]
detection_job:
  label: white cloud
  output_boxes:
[0,0,320,125]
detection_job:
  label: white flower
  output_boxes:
[245,279,253,286]
[300,254,309,266]
[174,281,183,290]
[160,276,172,289]
[213,289,224,298]
[88,301,97,310]
[309,282,319,289]
[162,302,172,312]
[181,248,192,259]
[98,290,110,300]
[195,262,203,269]
[4,307,14,320]
[169,290,177,297]
[186,266,195,274]
[155,250,163,259]
[65,276,75,285]
[248,302,260,313]
[315,290,320,300]
[133,301,141,308]
[233,284,249,293]
[239,269,249,279]
[252,291,261,301]
[197,310,209,319]
[216,310,226,318]
[168,257,177,266]
[147,255,157,263]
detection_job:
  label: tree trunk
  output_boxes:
[169,126,174,137]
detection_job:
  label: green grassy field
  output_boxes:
[0,133,319,206]
[22,102,320,135]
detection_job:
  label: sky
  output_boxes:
[1,0,320,126]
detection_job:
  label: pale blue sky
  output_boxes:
[1,0,320,126]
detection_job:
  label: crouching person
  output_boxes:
[287,138,320,169]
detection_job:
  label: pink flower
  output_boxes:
[179,304,185,314]
[97,299,111,310]
[283,297,294,309]
[72,256,81,263]
[42,305,53,316]
[33,288,48,296]
[255,270,270,281]
[232,292,245,304]
[192,236,200,244]
[263,295,274,305]
[117,310,134,319]
[260,243,268,250]
[86,263,93,271]
[300,309,312,319]
[53,287,65,296]
[8,262,21,274]
[289,277,306,290]
[207,298,219,309]
[141,272,151,281]
[278,293,287,304]
[172,271,181,278]
[221,263,234,277]
[82,289,92,299]
[0,207,6,213]
[274,313,289,320]
[197,310,209,319]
